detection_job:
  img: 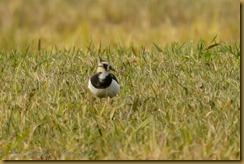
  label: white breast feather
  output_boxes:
[88,79,120,98]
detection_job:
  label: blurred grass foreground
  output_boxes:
[0,0,240,51]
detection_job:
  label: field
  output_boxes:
[0,0,241,160]
[0,0,240,50]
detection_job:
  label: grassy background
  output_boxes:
[0,41,240,160]
[0,0,240,50]
[0,0,240,160]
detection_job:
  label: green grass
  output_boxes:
[0,0,240,160]
[0,40,240,160]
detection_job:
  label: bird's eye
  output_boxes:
[103,64,108,69]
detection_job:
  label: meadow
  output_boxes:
[0,0,241,160]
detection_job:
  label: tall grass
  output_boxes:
[0,0,240,160]
[0,40,240,159]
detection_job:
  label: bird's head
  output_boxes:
[97,57,116,72]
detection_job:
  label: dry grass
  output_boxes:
[0,40,240,160]
[0,0,240,50]
[0,0,240,160]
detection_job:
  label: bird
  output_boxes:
[88,57,120,98]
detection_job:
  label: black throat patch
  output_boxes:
[91,72,114,89]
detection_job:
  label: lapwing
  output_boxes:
[88,57,120,98]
